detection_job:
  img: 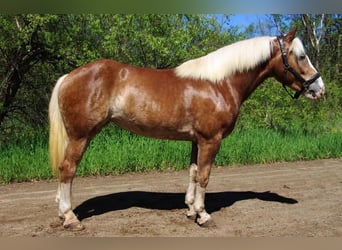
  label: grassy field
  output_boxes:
[1,124,341,184]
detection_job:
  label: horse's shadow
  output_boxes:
[74,190,298,221]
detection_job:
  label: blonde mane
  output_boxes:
[289,37,306,57]
[175,36,275,83]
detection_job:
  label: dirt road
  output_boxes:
[0,159,341,237]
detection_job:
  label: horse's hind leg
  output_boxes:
[57,137,90,230]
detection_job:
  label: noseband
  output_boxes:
[277,36,321,99]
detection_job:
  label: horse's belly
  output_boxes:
[111,117,195,141]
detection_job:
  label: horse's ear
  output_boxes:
[284,27,298,42]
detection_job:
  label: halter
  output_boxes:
[277,36,321,99]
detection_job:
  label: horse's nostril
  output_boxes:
[309,90,316,97]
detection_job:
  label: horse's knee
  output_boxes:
[196,175,209,188]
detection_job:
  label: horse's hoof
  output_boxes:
[186,213,197,221]
[63,221,85,231]
[197,214,215,228]
[198,218,216,228]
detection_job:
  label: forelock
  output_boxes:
[289,38,306,56]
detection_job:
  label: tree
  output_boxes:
[321,14,342,81]
[295,14,342,82]
[0,15,59,136]
[301,14,325,68]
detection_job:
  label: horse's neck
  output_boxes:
[223,63,271,104]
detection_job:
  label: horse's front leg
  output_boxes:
[193,138,221,226]
[185,142,198,219]
[185,163,198,219]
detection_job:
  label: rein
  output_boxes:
[277,36,321,99]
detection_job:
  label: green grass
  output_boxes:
[218,128,342,165]
[0,131,52,183]
[1,124,341,184]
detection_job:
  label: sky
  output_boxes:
[227,14,284,37]
[229,14,268,31]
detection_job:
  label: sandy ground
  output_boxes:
[0,158,341,237]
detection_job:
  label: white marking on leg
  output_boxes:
[194,184,205,212]
[59,182,72,214]
[194,184,211,225]
[185,164,198,218]
[185,164,197,204]
[55,182,64,219]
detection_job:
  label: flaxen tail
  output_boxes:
[49,74,68,176]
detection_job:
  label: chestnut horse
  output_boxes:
[49,28,324,230]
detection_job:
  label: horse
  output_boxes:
[49,28,325,230]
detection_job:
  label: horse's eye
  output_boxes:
[299,54,306,61]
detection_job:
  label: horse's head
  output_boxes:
[272,28,325,100]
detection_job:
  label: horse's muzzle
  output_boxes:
[304,77,325,100]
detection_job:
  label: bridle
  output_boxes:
[277,36,321,99]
